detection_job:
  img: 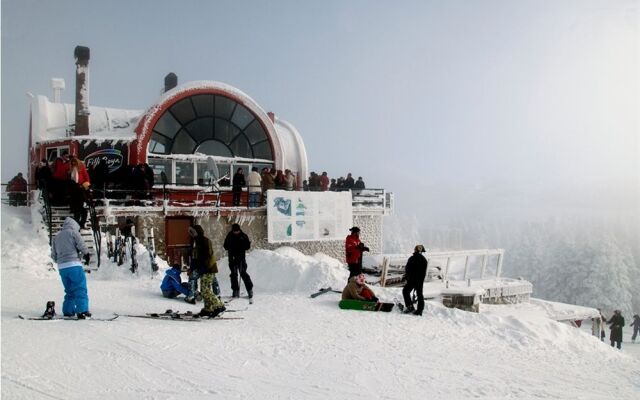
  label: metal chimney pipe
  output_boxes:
[74,46,90,136]
[50,78,65,103]
[164,73,178,93]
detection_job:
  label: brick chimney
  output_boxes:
[74,46,90,136]
[164,73,178,93]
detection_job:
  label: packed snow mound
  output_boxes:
[1,205,54,278]
[217,246,349,294]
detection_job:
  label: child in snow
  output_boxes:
[342,273,378,302]
[160,265,190,299]
[631,314,640,343]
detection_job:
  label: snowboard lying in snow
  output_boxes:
[339,299,394,312]
[18,314,119,321]
[121,311,243,321]
[310,287,343,298]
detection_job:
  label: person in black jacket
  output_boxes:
[402,245,428,316]
[224,223,253,298]
[231,168,245,206]
[608,310,625,349]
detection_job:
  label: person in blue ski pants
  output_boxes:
[51,217,92,318]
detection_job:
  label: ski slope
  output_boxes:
[2,205,639,399]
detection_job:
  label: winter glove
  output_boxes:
[83,254,91,265]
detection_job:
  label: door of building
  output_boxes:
[165,217,193,267]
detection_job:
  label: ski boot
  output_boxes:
[42,301,56,319]
[210,306,226,318]
[247,289,253,299]
[232,290,240,298]
[184,296,196,305]
[403,305,416,315]
[77,311,92,320]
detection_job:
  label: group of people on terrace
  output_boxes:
[230,167,367,207]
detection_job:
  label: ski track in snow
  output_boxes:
[2,205,640,399]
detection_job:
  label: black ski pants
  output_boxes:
[347,263,362,278]
[402,281,424,313]
[229,257,253,293]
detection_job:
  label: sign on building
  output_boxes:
[267,190,353,243]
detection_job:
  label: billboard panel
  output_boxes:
[267,190,353,243]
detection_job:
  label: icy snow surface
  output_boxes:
[2,205,640,399]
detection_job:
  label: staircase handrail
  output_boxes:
[87,197,101,268]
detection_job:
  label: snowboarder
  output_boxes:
[345,227,369,278]
[51,217,92,319]
[223,223,253,298]
[160,265,190,299]
[341,273,378,302]
[402,245,428,316]
[631,314,640,343]
[607,310,625,349]
[185,225,225,317]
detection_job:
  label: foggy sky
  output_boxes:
[2,0,638,223]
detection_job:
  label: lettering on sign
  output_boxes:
[84,149,124,173]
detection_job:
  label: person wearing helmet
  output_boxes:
[402,245,428,316]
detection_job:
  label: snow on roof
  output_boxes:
[31,95,143,145]
[273,115,309,179]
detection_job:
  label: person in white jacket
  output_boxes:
[246,167,262,207]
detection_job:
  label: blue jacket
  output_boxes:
[160,268,189,295]
[51,218,89,269]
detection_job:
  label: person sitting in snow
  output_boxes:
[607,310,625,349]
[160,265,190,299]
[51,217,92,319]
[342,273,378,302]
[402,245,428,316]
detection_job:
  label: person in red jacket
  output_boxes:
[69,156,91,229]
[7,173,28,206]
[51,152,70,205]
[345,227,369,278]
[320,172,330,191]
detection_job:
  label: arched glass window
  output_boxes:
[149,94,273,160]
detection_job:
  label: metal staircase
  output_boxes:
[48,206,100,271]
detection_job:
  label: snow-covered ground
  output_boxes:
[2,205,639,399]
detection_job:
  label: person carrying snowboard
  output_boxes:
[345,227,369,278]
[186,225,225,317]
[631,314,640,343]
[224,223,253,298]
[342,273,378,302]
[160,264,190,299]
[402,245,428,316]
[51,217,92,319]
[608,310,625,349]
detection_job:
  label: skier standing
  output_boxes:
[631,314,640,343]
[608,310,625,349]
[186,225,225,317]
[345,227,369,278]
[402,245,428,316]
[51,217,92,318]
[224,223,253,298]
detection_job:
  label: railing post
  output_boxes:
[496,251,504,278]
[463,256,470,280]
[480,254,488,279]
[444,257,452,281]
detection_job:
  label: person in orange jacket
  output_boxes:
[345,227,369,278]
